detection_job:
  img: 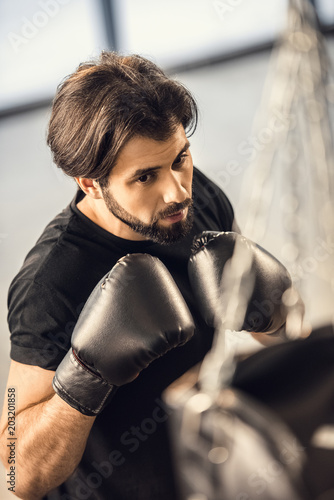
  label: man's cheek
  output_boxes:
[186,170,194,194]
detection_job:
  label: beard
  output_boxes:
[101,188,194,245]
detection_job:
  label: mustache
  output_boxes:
[157,198,193,220]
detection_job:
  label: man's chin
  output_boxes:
[152,229,187,245]
[149,213,194,245]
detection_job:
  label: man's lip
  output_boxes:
[163,209,186,223]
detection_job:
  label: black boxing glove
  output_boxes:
[188,231,292,334]
[53,254,194,416]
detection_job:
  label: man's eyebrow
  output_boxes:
[129,166,161,180]
[176,140,191,158]
[129,140,191,180]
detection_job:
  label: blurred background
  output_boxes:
[1,0,334,497]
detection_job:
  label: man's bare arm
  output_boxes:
[0,361,95,500]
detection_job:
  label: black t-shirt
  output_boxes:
[8,167,235,500]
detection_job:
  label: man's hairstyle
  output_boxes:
[47,51,198,186]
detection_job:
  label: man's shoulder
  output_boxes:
[13,202,78,283]
[193,165,223,185]
[192,166,232,206]
[192,166,235,231]
[192,165,213,186]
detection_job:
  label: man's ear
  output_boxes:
[75,178,103,199]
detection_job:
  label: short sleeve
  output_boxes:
[8,278,76,370]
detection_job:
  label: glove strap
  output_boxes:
[52,349,115,416]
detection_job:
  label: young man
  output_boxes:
[0,52,239,500]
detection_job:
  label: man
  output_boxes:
[0,52,239,499]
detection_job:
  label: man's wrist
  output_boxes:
[53,350,116,416]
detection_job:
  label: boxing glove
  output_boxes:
[53,254,194,416]
[188,231,292,333]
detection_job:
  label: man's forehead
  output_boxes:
[112,126,190,175]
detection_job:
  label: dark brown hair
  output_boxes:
[47,51,198,186]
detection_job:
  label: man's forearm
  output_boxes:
[0,393,95,499]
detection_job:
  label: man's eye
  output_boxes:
[173,154,188,166]
[137,174,152,183]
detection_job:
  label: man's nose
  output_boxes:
[162,171,188,205]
